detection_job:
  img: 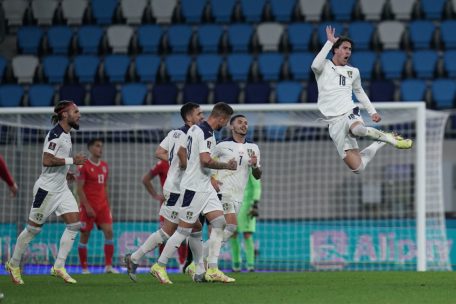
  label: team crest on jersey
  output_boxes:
[48,142,56,151]
[247,149,254,157]
[186,211,193,220]
[102,166,107,173]
[90,168,94,172]
[347,71,353,78]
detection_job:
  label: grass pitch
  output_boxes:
[1,272,456,304]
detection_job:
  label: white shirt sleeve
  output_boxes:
[311,40,334,75]
[44,136,61,156]
[197,130,211,154]
[159,131,171,151]
[352,70,377,115]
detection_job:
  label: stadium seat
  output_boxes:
[257,53,284,81]
[431,79,456,109]
[0,56,6,82]
[214,82,240,103]
[369,80,395,101]
[287,23,313,51]
[306,81,318,102]
[240,0,266,22]
[167,25,193,53]
[377,21,405,50]
[90,83,117,106]
[0,85,24,107]
[389,0,416,20]
[227,53,253,81]
[137,25,163,53]
[152,83,178,105]
[408,20,435,50]
[210,0,236,23]
[91,0,118,25]
[329,0,356,21]
[42,55,69,84]
[104,54,130,83]
[299,0,326,22]
[17,27,44,54]
[31,0,58,25]
[270,0,295,22]
[152,0,177,24]
[348,22,374,51]
[317,22,343,46]
[196,54,222,82]
[47,26,73,54]
[121,0,147,24]
[227,24,253,53]
[359,0,386,21]
[180,0,206,23]
[197,24,223,53]
[349,51,376,80]
[78,25,104,54]
[135,54,161,82]
[443,50,456,77]
[244,82,270,104]
[2,0,28,26]
[379,50,406,79]
[121,83,148,105]
[264,113,288,140]
[59,84,86,105]
[288,52,313,81]
[440,20,456,49]
[74,55,100,83]
[12,55,39,84]
[165,54,191,82]
[183,83,209,104]
[421,0,445,19]
[411,50,438,79]
[28,84,54,107]
[400,79,427,102]
[276,81,302,103]
[257,23,284,52]
[107,25,134,53]
[62,0,88,25]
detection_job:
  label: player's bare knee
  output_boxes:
[210,215,226,229]
[67,221,82,231]
[352,162,366,174]
[26,224,41,235]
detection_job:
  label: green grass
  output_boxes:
[1,272,456,304]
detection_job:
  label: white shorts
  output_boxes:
[220,194,241,215]
[159,190,181,224]
[28,183,79,224]
[328,107,364,159]
[179,189,223,224]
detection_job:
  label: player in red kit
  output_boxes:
[77,138,118,274]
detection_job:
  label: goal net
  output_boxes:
[0,103,450,274]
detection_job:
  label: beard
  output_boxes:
[69,121,80,130]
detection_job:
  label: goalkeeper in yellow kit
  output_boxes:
[230,170,261,272]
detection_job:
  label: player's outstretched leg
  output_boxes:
[351,125,413,149]
[124,253,138,282]
[5,260,24,285]
[150,263,172,284]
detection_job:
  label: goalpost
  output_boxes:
[0,102,450,273]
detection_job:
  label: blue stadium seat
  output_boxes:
[0,85,24,107]
[165,54,191,82]
[74,55,100,83]
[137,25,163,53]
[444,50,456,77]
[347,22,374,51]
[59,84,86,105]
[0,56,7,82]
[265,113,288,140]
[196,54,222,82]
[227,24,253,52]
[288,52,313,81]
[440,20,456,49]
[307,81,318,102]
[379,51,407,79]
[214,82,240,103]
[183,83,209,104]
[180,0,206,23]
[329,0,356,21]
[421,0,445,20]
[318,22,343,46]
[411,50,438,79]
[287,23,313,51]
[400,79,427,102]
[276,81,302,103]
[78,26,104,54]
[198,24,223,53]
[370,80,395,101]
[210,0,236,23]
[227,53,252,81]
[135,54,160,82]
[104,54,130,83]
[121,83,147,105]
[408,20,435,50]
[17,26,44,54]
[167,25,193,53]
[90,83,117,106]
[43,55,69,84]
[47,26,73,54]
[349,51,376,80]
[91,0,117,25]
[153,83,178,105]
[240,0,266,22]
[28,84,54,107]
[432,79,456,109]
[244,82,270,103]
[257,53,284,81]
[270,0,295,22]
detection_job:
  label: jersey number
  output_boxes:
[169,143,175,164]
[339,75,346,86]
[239,156,243,165]
[186,136,193,160]
[98,174,104,184]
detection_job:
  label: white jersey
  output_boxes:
[180,121,216,193]
[35,124,72,192]
[160,125,190,193]
[213,138,261,202]
[311,40,376,117]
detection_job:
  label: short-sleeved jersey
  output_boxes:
[159,125,189,193]
[78,159,109,211]
[180,121,216,192]
[149,160,170,188]
[213,138,261,202]
[35,124,72,192]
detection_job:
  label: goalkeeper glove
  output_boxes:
[249,201,259,218]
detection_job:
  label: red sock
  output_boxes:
[78,244,88,269]
[104,242,114,266]
[177,242,188,265]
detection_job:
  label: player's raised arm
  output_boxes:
[311,26,338,74]
[352,71,380,123]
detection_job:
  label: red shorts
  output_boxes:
[80,205,113,232]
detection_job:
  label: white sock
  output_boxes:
[353,141,386,173]
[131,229,169,264]
[10,226,40,267]
[188,231,204,275]
[157,228,189,266]
[223,224,237,243]
[54,228,78,268]
[207,227,224,268]
[366,127,397,145]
